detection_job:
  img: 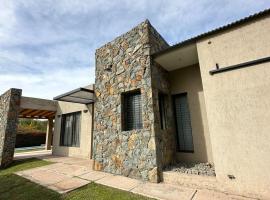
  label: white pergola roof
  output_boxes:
[53,87,94,104]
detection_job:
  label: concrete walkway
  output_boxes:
[15,155,253,200]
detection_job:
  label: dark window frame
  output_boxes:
[173,93,194,153]
[60,111,81,147]
[121,89,143,131]
[158,92,167,130]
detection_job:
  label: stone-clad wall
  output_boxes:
[148,24,169,55]
[148,24,176,174]
[151,62,176,171]
[93,20,170,182]
[0,88,22,168]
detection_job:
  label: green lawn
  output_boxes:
[0,158,59,200]
[0,158,53,176]
[0,158,153,200]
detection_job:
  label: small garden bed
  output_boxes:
[165,162,216,176]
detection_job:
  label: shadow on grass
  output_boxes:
[0,158,59,200]
[64,182,154,200]
[0,158,53,176]
[0,174,60,200]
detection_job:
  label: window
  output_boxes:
[158,93,167,130]
[173,93,194,152]
[122,90,142,131]
[60,111,81,147]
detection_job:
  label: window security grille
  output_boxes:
[60,111,81,147]
[158,93,167,130]
[122,91,142,131]
[174,93,194,152]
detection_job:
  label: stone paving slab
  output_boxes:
[48,163,91,177]
[48,177,89,194]
[18,169,69,186]
[16,166,47,176]
[15,155,256,200]
[78,171,111,181]
[45,156,90,165]
[193,189,252,200]
[131,182,196,200]
[15,156,92,193]
[96,174,143,191]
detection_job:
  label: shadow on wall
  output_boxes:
[169,65,213,163]
[191,89,209,162]
[52,102,93,159]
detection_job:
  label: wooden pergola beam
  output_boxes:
[19,109,56,119]
[43,111,56,117]
[20,96,57,111]
[19,95,57,119]
[26,109,44,117]
[20,109,35,116]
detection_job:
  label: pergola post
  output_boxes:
[0,88,22,168]
[45,118,53,150]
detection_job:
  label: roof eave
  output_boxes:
[152,8,270,59]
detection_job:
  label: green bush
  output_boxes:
[18,119,47,133]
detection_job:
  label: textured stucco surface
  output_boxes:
[0,88,22,168]
[93,20,170,182]
[169,65,213,163]
[197,15,270,199]
[53,101,93,159]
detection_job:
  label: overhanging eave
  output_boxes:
[53,87,95,104]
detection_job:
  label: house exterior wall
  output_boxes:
[0,88,22,168]
[169,65,213,163]
[93,20,171,182]
[151,62,176,169]
[197,15,270,198]
[53,101,93,159]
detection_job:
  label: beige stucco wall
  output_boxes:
[169,65,213,163]
[197,15,270,199]
[53,101,93,159]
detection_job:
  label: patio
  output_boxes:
[14,153,253,200]
[16,156,92,194]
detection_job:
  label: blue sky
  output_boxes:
[0,0,269,99]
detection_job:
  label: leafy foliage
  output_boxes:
[18,119,47,133]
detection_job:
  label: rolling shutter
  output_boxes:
[174,93,194,152]
[123,91,142,131]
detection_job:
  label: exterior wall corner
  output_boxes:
[93,20,170,181]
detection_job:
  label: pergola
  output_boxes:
[0,87,95,168]
[18,87,95,151]
[53,87,94,104]
[19,97,57,119]
[19,96,57,150]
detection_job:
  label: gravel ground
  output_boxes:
[165,162,216,176]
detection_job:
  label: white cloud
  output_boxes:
[0,0,269,99]
[0,67,94,99]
